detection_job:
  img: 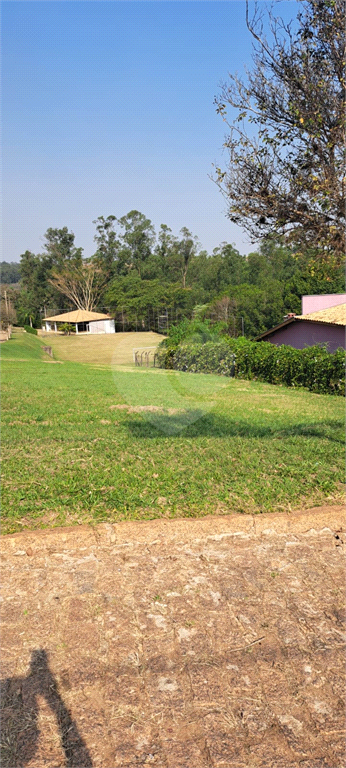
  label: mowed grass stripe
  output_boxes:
[1,332,344,533]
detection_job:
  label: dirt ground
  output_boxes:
[1,506,345,768]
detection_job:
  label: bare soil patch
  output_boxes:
[1,506,345,767]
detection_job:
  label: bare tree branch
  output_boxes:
[49,263,108,312]
[214,0,345,261]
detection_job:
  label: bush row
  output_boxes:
[24,325,38,335]
[156,338,345,395]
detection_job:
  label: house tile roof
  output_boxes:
[44,310,111,323]
[296,303,346,326]
[255,302,346,341]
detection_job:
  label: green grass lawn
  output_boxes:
[1,329,50,361]
[1,331,344,533]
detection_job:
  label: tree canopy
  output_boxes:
[214,0,345,260]
[0,262,21,284]
[49,263,107,312]
[8,211,344,335]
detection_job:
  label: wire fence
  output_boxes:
[133,347,158,367]
[113,308,188,334]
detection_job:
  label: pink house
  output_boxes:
[256,295,346,352]
[302,294,346,314]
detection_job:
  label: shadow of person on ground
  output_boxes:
[0,649,93,767]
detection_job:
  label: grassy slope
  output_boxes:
[0,329,49,361]
[39,330,165,365]
[1,331,344,534]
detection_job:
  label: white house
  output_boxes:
[43,309,115,334]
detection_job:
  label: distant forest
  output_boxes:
[0,262,21,284]
[1,211,344,337]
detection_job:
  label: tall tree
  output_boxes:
[117,211,155,277]
[49,263,107,312]
[92,215,120,279]
[14,289,38,327]
[178,227,198,289]
[19,251,41,293]
[214,0,345,261]
[42,227,83,268]
[155,224,179,280]
[18,251,54,322]
[18,228,84,321]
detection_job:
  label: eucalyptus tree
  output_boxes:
[92,215,120,279]
[117,210,156,277]
[178,227,198,289]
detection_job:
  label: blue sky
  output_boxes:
[2,1,299,261]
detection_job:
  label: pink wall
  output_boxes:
[264,320,345,353]
[302,294,346,314]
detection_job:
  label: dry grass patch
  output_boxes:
[39,330,165,366]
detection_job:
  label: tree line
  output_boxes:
[1,212,344,337]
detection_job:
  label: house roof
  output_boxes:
[296,303,346,326]
[255,318,296,340]
[255,302,346,341]
[45,310,111,323]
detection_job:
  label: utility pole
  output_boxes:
[4,290,9,318]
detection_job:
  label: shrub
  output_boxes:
[164,318,220,348]
[156,337,345,396]
[24,325,37,335]
[159,318,227,366]
[60,323,75,335]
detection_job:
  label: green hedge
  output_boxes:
[24,325,38,335]
[156,338,345,395]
